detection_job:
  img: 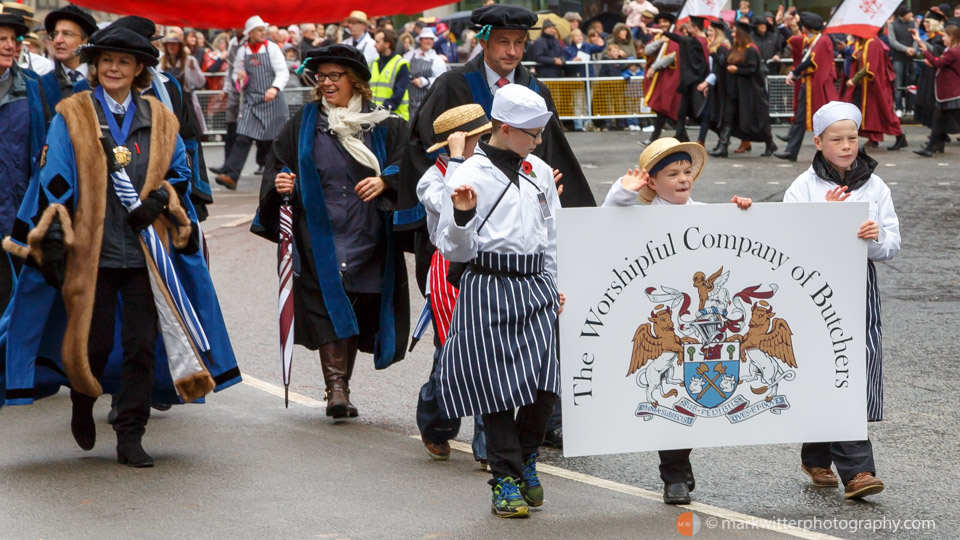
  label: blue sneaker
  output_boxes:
[491,477,529,518]
[520,454,543,506]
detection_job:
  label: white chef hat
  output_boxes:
[491,83,553,129]
[813,101,862,137]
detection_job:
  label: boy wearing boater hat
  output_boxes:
[434,84,562,518]
[602,137,752,505]
[416,104,493,466]
[784,101,899,499]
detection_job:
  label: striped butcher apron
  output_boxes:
[437,251,560,419]
[865,261,883,422]
[408,54,434,117]
[237,44,288,141]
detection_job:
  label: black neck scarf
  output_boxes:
[479,138,522,187]
[811,148,878,192]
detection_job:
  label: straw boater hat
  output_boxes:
[1,2,37,28]
[427,104,493,153]
[636,137,706,204]
[344,10,370,26]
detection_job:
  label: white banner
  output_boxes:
[677,0,724,23]
[557,203,868,457]
[826,0,902,38]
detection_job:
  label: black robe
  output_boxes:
[398,54,596,293]
[252,103,410,368]
[724,46,772,142]
[707,44,731,131]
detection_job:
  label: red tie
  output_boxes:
[496,77,509,88]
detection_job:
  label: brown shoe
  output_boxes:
[844,472,884,499]
[215,173,237,190]
[734,141,752,154]
[421,436,451,460]
[801,464,839,487]
[324,382,349,418]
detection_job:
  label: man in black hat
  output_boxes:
[0,13,48,313]
[398,3,595,451]
[39,4,98,108]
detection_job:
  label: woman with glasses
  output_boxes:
[252,43,410,420]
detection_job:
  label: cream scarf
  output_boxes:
[321,93,390,175]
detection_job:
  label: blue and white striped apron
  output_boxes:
[866,260,883,422]
[437,251,560,419]
[237,45,288,141]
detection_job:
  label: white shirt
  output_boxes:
[232,40,289,91]
[602,177,704,207]
[60,61,88,82]
[345,32,378,64]
[783,167,900,262]
[403,48,447,89]
[19,51,54,76]
[436,148,561,280]
[483,60,515,96]
[103,90,133,115]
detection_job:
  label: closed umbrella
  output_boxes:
[277,169,296,408]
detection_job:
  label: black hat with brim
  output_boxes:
[0,13,29,36]
[655,12,676,24]
[78,25,160,67]
[110,15,160,41]
[799,12,824,32]
[301,43,371,81]
[44,4,98,37]
[470,5,539,33]
[736,19,753,33]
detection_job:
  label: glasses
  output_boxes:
[516,128,544,141]
[48,31,82,40]
[314,70,346,82]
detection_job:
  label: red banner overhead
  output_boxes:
[70,0,454,29]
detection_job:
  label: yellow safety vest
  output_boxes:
[370,54,410,121]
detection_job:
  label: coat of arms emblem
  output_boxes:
[629,268,797,425]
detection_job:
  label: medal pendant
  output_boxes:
[113,146,132,168]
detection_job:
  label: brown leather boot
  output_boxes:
[734,141,752,154]
[319,341,349,418]
[801,464,839,487]
[344,338,359,417]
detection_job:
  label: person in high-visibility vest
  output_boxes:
[371,28,411,120]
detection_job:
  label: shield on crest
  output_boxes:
[682,341,740,408]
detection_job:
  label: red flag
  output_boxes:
[70,0,452,29]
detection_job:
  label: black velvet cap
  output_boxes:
[110,15,160,41]
[78,25,160,67]
[44,4,97,37]
[301,43,371,81]
[470,5,539,32]
[799,12,824,32]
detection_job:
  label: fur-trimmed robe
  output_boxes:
[1,91,241,407]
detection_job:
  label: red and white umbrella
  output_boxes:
[277,190,295,408]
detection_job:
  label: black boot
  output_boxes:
[887,134,907,151]
[663,482,691,504]
[761,139,778,157]
[117,439,154,468]
[70,391,97,451]
[709,127,732,158]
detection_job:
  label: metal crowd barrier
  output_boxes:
[194,59,801,136]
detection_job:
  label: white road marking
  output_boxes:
[777,164,792,168]
[884,163,896,167]
[767,181,780,185]
[938,163,949,166]
[242,374,325,408]
[888,182,898,185]
[220,216,253,229]
[209,213,254,219]
[732,164,744,168]
[714,181,727,185]
[243,375,842,539]
[938,182,951,186]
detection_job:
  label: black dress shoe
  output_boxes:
[887,135,907,151]
[542,427,563,449]
[71,403,96,451]
[254,165,266,176]
[761,142,778,157]
[117,442,154,468]
[663,482,691,504]
[208,166,224,174]
[914,149,934,157]
[774,152,798,162]
[776,133,789,143]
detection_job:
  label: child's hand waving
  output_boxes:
[825,185,851,202]
[621,167,649,192]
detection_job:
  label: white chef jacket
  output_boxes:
[436,148,561,280]
[232,40,289,91]
[417,157,463,245]
[783,167,900,262]
[403,48,447,89]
